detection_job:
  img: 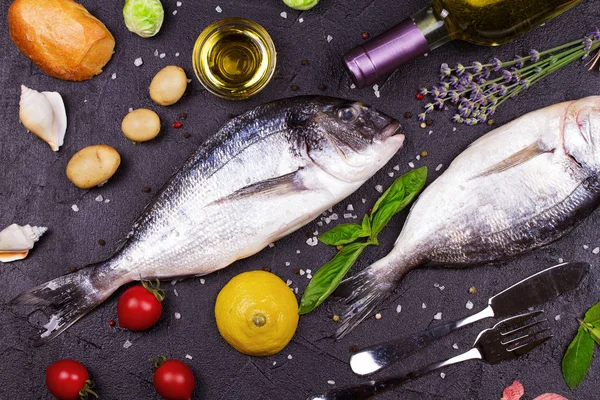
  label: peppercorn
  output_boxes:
[179,112,187,121]
[293,267,301,274]
[183,132,191,139]
[98,239,106,246]
[468,286,477,294]
[487,119,496,126]
[108,320,115,327]
[349,345,360,353]
[426,118,433,126]
[291,84,299,91]
[403,112,413,119]
[336,245,344,251]
[143,186,152,193]
[332,315,340,322]
[301,59,309,66]
[69,266,77,272]
[420,150,429,157]
[361,32,369,40]
[420,122,427,129]
[262,266,271,272]
[172,121,182,129]
[416,93,424,101]
[318,83,327,91]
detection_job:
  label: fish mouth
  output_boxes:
[381,120,401,138]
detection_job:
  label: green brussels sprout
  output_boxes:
[282,0,319,11]
[123,0,165,38]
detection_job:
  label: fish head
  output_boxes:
[304,99,405,183]
[563,96,600,172]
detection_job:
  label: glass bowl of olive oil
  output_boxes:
[193,18,277,100]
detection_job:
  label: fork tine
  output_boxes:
[508,334,553,356]
[502,319,546,337]
[503,327,550,347]
[495,310,544,330]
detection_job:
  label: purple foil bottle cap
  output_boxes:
[344,19,430,88]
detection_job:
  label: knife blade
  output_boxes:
[350,261,589,376]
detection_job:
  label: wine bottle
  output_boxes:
[344,0,581,88]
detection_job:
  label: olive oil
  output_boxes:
[344,0,581,87]
[193,18,276,100]
[428,0,581,47]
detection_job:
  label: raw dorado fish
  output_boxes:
[12,96,404,344]
[336,96,600,338]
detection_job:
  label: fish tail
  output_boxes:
[10,261,124,346]
[335,257,411,339]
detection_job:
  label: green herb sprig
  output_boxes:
[299,167,428,314]
[562,302,600,389]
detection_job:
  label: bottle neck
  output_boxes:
[412,4,453,51]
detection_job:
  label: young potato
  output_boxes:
[121,108,161,142]
[66,145,121,189]
[149,66,187,106]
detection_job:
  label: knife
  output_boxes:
[350,261,589,376]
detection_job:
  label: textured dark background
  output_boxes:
[1,0,599,399]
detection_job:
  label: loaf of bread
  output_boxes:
[8,0,115,81]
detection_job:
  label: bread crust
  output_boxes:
[8,0,115,81]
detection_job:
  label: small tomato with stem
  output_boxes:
[46,359,98,400]
[151,356,195,400]
[118,279,165,331]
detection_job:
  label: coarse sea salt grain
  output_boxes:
[393,165,400,171]
[434,312,442,320]
[396,305,402,313]
[173,10,177,15]
[174,289,178,297]
[330,213,338,221]
[200,279,206,284]
[440,372,446,379]
[307,274,312,279]
[422,303,427,309]
[111,73,117,80]
[350,83,356,89]
[95,195,104,202]
[343,213,353,219]
[215,5,222,12]
[287,354,293,360]
[408,162,415,168]
[129,107,134,112]
[593,247,600,254]
[71,205,79,212]
[299,269,305,276]
[327,35,333,43]
[268,243,275,248]
[299,17,304,23]
[160,53,166,59]
[388,172,394,177]
[296,249,301,254]
[555,315,561,321]
[375,185,383,193]
[583,244,589,249]
[177,1,182,6]
[185,354,193,359]
[466,300,474,310]
[436,164,443,171]
[361,198,366,203]
[154,49,159,56]
[452,343,459,349]
[134,57,143,66]
[280,11,287,18]
[273,361,277,366]
[175,53,180,57]
[104,199,110,203]
[306,237,318,246]
[327,380,335,385]
[347,204,354,211]
[285,262,291,266]
[174,312,181,319]
[123,340,132,349]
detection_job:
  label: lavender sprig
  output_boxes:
[419,28,600,126]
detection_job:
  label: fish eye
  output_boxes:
[337,106,359,122]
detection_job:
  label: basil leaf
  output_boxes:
[361,214,371,233]
[584,302,600,324]
[370,167,428,235]
[298,242,368,315]
[562,326,595,389]
[588,323,600,346]
[318,223,369,246]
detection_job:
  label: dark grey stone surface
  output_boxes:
[1,0,599,399]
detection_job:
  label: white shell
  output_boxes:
[0,224,48,263]
[19,85,67,151]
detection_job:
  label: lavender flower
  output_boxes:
[420,28,600,126]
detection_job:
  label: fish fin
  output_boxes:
[10,262,120,346]
[475,141,552,178]
[211,169,307,204]
[334,265,397,340]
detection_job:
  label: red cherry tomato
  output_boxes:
[118,285,163,331]
[46,359,96,400]
[153,360,195,400]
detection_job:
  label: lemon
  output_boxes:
[214,270,299,356]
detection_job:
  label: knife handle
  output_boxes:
[350,305,494,375]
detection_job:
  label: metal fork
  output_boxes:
[306,311,551,400]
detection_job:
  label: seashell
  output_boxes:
[0,224,48,263]
[19,85,67,151]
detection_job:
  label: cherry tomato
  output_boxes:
[117,283,163,331]
[153,360,195,400]
[46,359,96,400]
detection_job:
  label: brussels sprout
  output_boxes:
[123,0,165,38]
[282,0,319,11]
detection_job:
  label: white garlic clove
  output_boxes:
[19,85,67,151]
[0,224,48,263]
